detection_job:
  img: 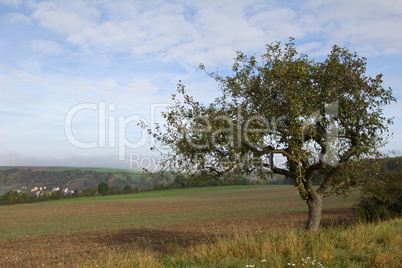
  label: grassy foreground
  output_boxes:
[82,218,401,268]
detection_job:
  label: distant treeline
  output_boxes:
[0,184,141,205]
[0,172,257,205]
[1,156,401,206]
[0,168,149,192]
[155,173,255,190]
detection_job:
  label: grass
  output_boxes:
[1,184,398,267]
[59,185,282,201]
[0,185,359,239]
[79,218,402,268]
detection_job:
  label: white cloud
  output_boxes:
[7,12,30,24]
[26,1,276,65]
[303,0,402,56]
[1,70,48,87]
[297,42,323,55]
[0,0,22,7]
[32,1,100,37]
[28,0,402,67]
[0,68,163,117]
[126,79,158,95]
[30,39,63,54]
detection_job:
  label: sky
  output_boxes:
[0,0,401,170]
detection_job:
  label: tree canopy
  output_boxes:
[145,39,396,231]
[97,182,109,195]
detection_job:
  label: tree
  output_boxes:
[123,184,134,193]
[358,158,402,220]
[109,186,120,195]
[173,174,187,188]
[145,39,396,231]
[139,174,148,188]
[2,190,21,204]
[97,182,109,195]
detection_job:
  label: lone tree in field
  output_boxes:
[146,39,396,231]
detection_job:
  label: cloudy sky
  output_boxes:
[1,0,401,169]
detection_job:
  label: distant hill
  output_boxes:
[1,156,401,194]
[0,167,155,194]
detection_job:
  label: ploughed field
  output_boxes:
[0,185,359,267]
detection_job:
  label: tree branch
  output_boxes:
[316,146,357,195]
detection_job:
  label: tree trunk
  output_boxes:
[305,195,323,232]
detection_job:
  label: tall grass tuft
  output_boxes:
[82,218,401,267]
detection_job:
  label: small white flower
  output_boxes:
[292,264,296,267]
[246,265,255,268]
[288,264,291,266]
[261,259,267,263]
[306,257,311,260]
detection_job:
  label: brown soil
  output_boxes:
[0,206,356,267]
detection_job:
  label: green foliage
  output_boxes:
[123,184,134,193]
[173,174,188,188]
[143,38,396,230]
[171,173,254,189]
[358,167,402,221]
[2,190,22,203]
[97,182,109,195]
[0,190,36,204]
[50,190,64,200]
[81,187,97,196]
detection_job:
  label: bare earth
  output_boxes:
[0,206,356,267]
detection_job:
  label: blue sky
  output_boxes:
[0,0,401,169]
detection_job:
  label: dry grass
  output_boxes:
[82,218,402,268]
